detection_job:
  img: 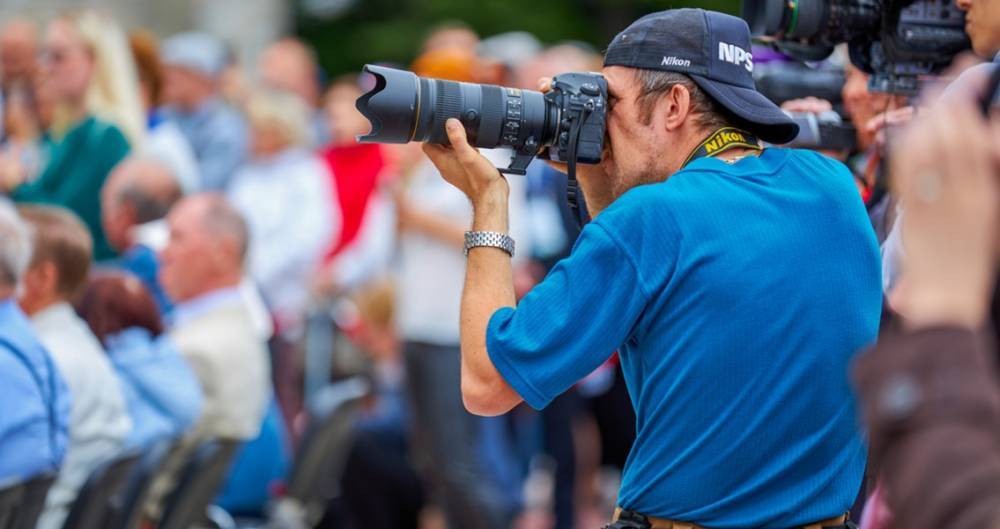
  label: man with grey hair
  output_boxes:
[102,156,183,312]
[141,193,271,524]
[160,32,248,191]
[0,199,71,489]
[158,193,270,443]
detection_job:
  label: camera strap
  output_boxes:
[566,105,592,227]
[681,127,762,168]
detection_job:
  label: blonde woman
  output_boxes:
[9,10,145,260]
[227,89,339,336]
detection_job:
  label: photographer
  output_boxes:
[423,9,881,529]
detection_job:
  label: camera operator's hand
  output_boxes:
[780,97,833,115]
[891,96,1000,329]
[423,119,510,228]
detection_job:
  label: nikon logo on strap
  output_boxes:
[682,127,762,167]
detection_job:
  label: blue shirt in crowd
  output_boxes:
[487,148,882,528]
[0,298,71,484]
[113,244,174,315]
[162,97,248,192]
[104,327,203,450]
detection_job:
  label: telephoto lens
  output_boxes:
[356,65,557,156]
[355,64,607,175]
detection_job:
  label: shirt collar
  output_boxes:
[31,302,77,329]
[170,286,243,328]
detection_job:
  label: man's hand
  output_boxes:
[891,94,1000,329]
[423,118,510,209]
[423,120,522,416]
[780,97,833,115]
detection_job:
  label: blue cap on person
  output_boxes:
[160,31,229,79]
[604,8,800,144]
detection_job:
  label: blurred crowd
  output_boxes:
[0,4,996,529]
[0,10,637,529]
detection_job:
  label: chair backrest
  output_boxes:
[158,439,240,529]
[61,452,141,529]
[9,472,56,529]
[111,438,175,529]
[284,377,368,519]
[0,480,25,529]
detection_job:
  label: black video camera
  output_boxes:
[742,0,971,95]
[355,64,607,175]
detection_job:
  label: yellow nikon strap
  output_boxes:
[681,127,762,168]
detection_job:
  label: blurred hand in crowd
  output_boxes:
[890,80,1000,329]
[779,97,849,161]
[780,96,833,115]
[843,63,909,152]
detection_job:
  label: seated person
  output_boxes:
[17,205,132,529]
[0,199,70,485]
[75,270,203,450]
[142,194,272,523]
[100,156,184,314]
[159,194,271,441]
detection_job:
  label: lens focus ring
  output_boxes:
[430,80,464,144]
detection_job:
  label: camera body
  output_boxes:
[544,73,608,166]
[743,0,971,94]
[355,64,607,175]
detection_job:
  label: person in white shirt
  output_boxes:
[227,89,338,336]
[158,193,270,441]
[17,205,132,529]
[140,193,272,525]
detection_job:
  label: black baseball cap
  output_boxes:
[604,8,799,144]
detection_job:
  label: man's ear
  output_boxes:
[23,261,57,299]
[662,84,693,132]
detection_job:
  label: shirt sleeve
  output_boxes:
[852,327,1000,529]
[486,221,651,409]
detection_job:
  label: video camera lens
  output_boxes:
[356,64,558,152]
[742,0,879,44]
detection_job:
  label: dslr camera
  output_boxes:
[355,64,608,175]
[742,0,971,94]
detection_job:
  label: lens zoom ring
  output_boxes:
[480,86,505,146]
[431,80,464,143]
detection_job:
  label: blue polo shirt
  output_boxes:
[487,148,881,528]
[0,299,70,484]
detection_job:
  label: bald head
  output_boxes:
[0,18,39,85]
[159,193,247,302]
[259,37,320,107]
[102,157,182,251]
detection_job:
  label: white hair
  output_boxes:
[245,89,311,148]
[0,199,33,288]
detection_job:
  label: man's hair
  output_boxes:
[18,205,93,300]
[0,199,33,288]
[110,157,183,225]
[634,69,732,130]
[198,194,249,262]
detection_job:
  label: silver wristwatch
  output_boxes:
[464,231,515,257]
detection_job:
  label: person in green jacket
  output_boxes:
[6,12,143,261]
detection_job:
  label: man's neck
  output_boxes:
[176,274,241,305]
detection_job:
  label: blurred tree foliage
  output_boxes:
[297,0,741,79]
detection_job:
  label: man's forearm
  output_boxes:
[459,184,521,415]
